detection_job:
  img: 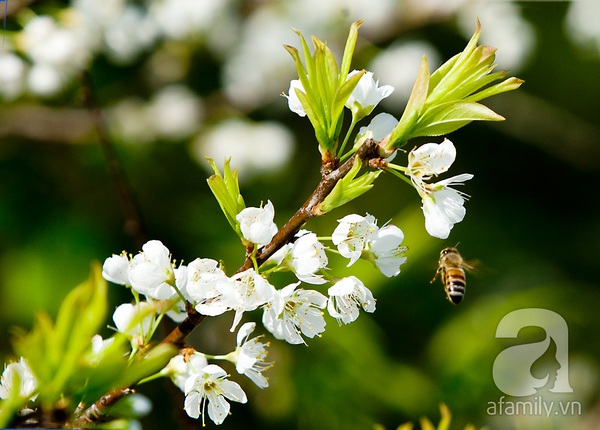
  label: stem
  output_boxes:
[385,167,414,188]
[337,116,358,158]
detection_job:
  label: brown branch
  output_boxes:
[160,138,381,348]
[79,138,381,425]
[161,308,207,348]
[73,388,135,426]
[238,139,378,272]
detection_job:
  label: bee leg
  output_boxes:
[430,268,442,284]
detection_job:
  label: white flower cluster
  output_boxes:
[286,68,474,240]
[101,201,407,424]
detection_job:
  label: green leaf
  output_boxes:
[284,44,311,92]
[464,76,524,102]
[386,56,430,149]
[320,157,381,213]
[206,158,245,237]
[339,20,363,86]
[286,23,365,155]
[331,70,364,149]
[293,28,316,86]
[415,101,504,137]
[117,343,177,390]
[296,88,330,149]
[14,264,108,406]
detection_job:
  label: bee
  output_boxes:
[431,247,473,305]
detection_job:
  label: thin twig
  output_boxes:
[80,72,147,250]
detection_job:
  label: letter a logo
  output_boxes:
[492,308,573,396]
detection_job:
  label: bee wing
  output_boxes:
[462,258,483,274]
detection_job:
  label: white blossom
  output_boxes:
[89,334,115,364]
[291,231,328,285]
[406,140,473,239]
[186,258,234,317]
[262,283,327,345]
[128,240,177,300]
[228,269,275,332]
[356,112,398,143]
[102,252,130,285]
[327,276,375,324]
[164,352,209,392]
[194,119,295,182]
[421,175,473,239]
[284,78,306,117]
[345,70,394,119]
[332,214,378,266]
[0,358,38,401]
[369,225,408,277]
[236,200,278,247]
[184,364,247,425]
[407,138,457,187]
[0,53,26,100]
[112,302,157,348]
[146,85,204,140]
[354,112,399,161]
[226,322,272,388]
[27,64,66,97]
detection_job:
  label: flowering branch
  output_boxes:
[161,137,380,348]
[1,19,522,429]
[242,137,380,270]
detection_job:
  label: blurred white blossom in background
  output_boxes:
[369,41,441,109]
[457,1,535,71]
[0,53,26,100]
[565,0,600,57]
[193,119,295,182]
[0,0,539,180]
[108,85,204,143]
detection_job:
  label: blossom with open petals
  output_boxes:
[421,175,473,239]
[369,225,408,277]
[236,200,278,247]
[407,138,456,183]
[291,231,328,284]
[332,214,378,266]
[405,139,473,239]
[186,258,235,317]
[262,283,327,345]
[228,269,275,332]
[345,70,394,120]
[128,240,177,300]
[164,352,209,392]
[184,364,247,425]
[226,322,272,388]
[327,276,375,325]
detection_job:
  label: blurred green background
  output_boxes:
[1,1,600,429]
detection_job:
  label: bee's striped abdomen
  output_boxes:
[443,268,466,304]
